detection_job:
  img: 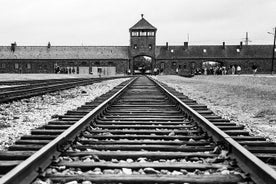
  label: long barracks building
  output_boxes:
[0,15,274,75]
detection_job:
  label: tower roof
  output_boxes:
[130,14,157,31]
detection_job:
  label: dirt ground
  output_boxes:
[154,75,276,142]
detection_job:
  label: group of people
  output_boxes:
[229,65,242,75]
[196,64,258,75]
[198,65,241,75]
[54,66,76,74]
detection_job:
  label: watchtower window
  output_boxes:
[140,31,147,37]
[148,31,155,36]
[131,31,139,37]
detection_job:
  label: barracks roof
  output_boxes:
[0,45,272,60]
[0,46,129,60]
[155,45,272,59]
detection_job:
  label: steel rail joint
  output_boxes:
[149,76,276,184]
[0,77,136,184]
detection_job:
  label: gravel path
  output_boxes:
[0,74,105,81]
[154,75,276,142]
[0,78,129,151]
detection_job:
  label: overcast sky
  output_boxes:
[0,0,275,46]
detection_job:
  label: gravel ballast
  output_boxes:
[154,75,276,142]
[0,78,129,151]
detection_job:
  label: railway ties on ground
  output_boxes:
[47,77,243,184]
[0,76,276,184]
[0,76,127,104]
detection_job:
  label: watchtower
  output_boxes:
[129,14,157,74]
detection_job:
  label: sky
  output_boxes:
[0,0,275,46]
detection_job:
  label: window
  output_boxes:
[140,31,147,36]
[148,32,154,36]
[171,62,177,68]
[178,65,182,69]
[0,63,6,68]
[161,62,165,70]
[15,63,19,69]
[27,63,31,69]
[148,44,152,50]
[81,61,88,66]
[203,49,207,53]
[236,48,240,53]
[183,64,187,69]
[68,62,74,66]
[131,31,139,36]
[95,61,100,66]
[191,62,195,69]
[170,49,174,53]
[108,62,113,66]
[133,44,137,49]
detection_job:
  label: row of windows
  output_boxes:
[0,62,115,69]
[15,63,31,69]
[133,44,152,50]
[131,31,155,37]
[160,62,191,69]
[80,61,114,66]
[167,48,243,53]
[0,63,32,69]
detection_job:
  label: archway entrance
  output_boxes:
[133,56,153,74]
[202,61,223,75]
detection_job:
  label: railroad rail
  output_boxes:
[0,76,128,103]
[0,76,276,184]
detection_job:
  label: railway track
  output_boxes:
[0,76,276,184]
[0,76,127,103]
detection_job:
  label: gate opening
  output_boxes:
[133,56,153,75]
[202,61,223,75]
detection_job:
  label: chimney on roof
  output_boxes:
[166,42,169,50]
[240,41,243,49]
[11,42,16,52]
[141,14,144,18]
[184,42,188,50]
[222,42,225,49]
[47,42,51,49]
